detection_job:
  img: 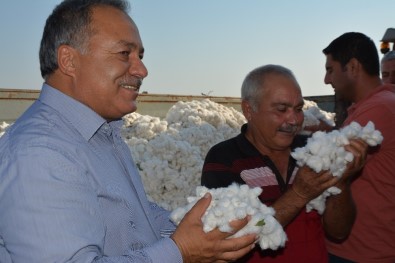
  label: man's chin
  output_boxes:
[125,104,137,115]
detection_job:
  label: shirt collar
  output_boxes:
[38,83,123,141]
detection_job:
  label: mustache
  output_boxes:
[119,77,143,90]
[278,124,299,133]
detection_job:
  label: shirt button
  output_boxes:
[129,221,136,229]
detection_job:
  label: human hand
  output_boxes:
[291,166,339,201]
[303,120,334,133]
[337,138,368,186]
[170,193,257,263]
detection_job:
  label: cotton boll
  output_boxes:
[218,224,234,233]
[291,121,383,214]
[306,192,330,214]
[170,183,286,250]
[257,215,287,250]
[327,186,341,195]
[361,121,374,134]
[311,130,327,140]
[344,152,354,162]
[306,156,323,173]
[306,140,322,155]
[291,147,309,165]
[235,207,247,219]
[170,207,188,225]
[371,130,384,145]
[335,134,350,146]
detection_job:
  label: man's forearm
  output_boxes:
[323,183,356,240]
[272,188,309,226]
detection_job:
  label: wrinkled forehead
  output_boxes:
[381,59,395,69]
[262,74,303,105]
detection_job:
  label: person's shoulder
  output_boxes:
[6,104,80,152]
[370,84,395,103]
[207,134,239,153]
[356,86,395,115]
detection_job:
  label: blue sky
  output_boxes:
[0,1,394,97]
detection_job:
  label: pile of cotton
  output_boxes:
[170,183,287,250]
[0,121,10,137]
[122,99,246,210]
[301,99,335,134]
[291,121,383,214]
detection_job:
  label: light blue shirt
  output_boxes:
[0,84,182,263]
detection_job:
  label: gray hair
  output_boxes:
[381,50,395,63]
[241,64,299,111]
[39,0,130,79]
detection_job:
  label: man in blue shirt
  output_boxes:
[0,0,256,262]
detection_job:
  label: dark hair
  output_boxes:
[323,32,379,76]
[39,0,130,79]
[241,64,299,111]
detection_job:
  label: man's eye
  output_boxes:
[382,72,389,77]
[277,107,286,112]
[120,51,130,56]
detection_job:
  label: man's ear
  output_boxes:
[57,45,77,77]
[348,58,361,76]
[241,100,252,121]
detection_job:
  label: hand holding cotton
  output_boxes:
[170,183,287,250]
[291,121,383,214]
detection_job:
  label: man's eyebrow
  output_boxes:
[116,40,144,53]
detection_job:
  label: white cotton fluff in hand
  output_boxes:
[291,121,383,214]
[170,183,287,250]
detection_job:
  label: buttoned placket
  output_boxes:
[101,123,160,239]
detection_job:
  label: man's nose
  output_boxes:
[324,74,331,84]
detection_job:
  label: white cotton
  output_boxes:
[170,183,287,251]
[300,100,335,135]
[120,99,247,210]
[291,121,383,214]
[0,121,11,137]
[306,155,324,173]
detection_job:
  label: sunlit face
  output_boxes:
[324,54,355,101]
[381,59,395,84]
[244,73,304,151]
[72,6,148,120]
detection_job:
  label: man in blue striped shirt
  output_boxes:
[0,0,256,262]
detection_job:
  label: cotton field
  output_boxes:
[0,99,334,210]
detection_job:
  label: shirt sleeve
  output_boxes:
[0,145,182,263]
